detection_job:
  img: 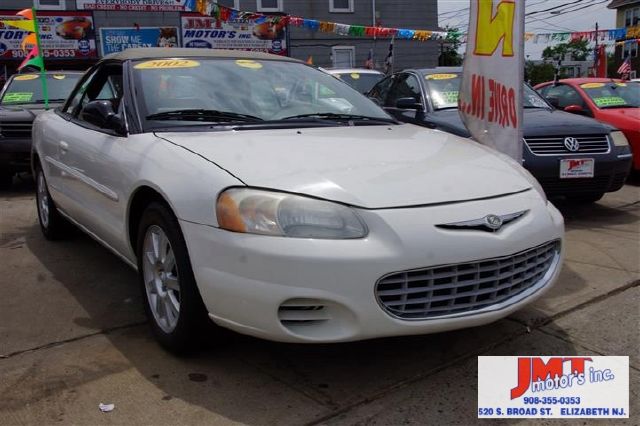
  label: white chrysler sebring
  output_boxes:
[32,48,564,352]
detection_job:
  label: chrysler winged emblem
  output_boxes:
[436,210,528,233]
[563,137,580,152]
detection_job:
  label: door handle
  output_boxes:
[59,141,69,153]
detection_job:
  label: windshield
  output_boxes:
[332,72,384,94]
[1,73,81,105]
[579,82,640,108]
[421,73,549,110]
[132,58,392,128]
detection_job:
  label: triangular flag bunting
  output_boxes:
[18,45,40,70]
[16,8,33,20]
[21,33,37,52]
[1,19,36,33]
[20,55,45,71]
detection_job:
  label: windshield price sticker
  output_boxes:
[580,82,605,89]
[426,73,458,80]
[235,60,263,69]
[134,59,200,69]
[2,92,34,103]
[53,75,66,80]
[593,97,627,107]
[350,73,360,79]
[14,75,39,81]
[478,356,629,419]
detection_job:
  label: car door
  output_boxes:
[382,73,425,124]
[57,62,129,254]
[538,84,593,117]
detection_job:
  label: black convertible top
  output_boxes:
[103,47,301,63]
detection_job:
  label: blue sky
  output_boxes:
[437,0,617,59]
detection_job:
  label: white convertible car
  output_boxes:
[32,48,564,352]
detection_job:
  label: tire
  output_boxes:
[35,165,70,240]
[566,192,604,203]
[136,202,211,354]
[0,171,13,190]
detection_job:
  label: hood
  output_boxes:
[0,104,59,122]
[427,108,612,138]
[595,108,640,133]
[157,124,532,209]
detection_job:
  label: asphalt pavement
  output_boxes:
[1,175,638,425]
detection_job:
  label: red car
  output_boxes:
[535,78,640,171]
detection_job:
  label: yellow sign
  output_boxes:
[53,74,66,80]
[14,74,39,81]
[134,59,200,69]
[426,73,458,80]
[616,83,627,87]
[350,73,360,79]
[580,82,605,89]
[474,0,515,57]
[235,60,263,69]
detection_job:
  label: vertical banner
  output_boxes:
[458,0,524,161]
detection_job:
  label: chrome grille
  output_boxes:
[375,241,560,320]
[524,135,609,155]
[0,121,33,139]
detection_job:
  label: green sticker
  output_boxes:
[2,92,33,103]
[442,91,459,104]
[593,96,627,107]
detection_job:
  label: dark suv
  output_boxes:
[368,69,634,202]
[0,71,82,188]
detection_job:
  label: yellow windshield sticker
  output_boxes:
[350,73,360,79]
[134,59,200,69]
[14,74,38,81]
[426,73,458,80]
[616,82,627,87]
[3,92,33,103]
[593,96,627,107]
[235,59,263,69]
[580,82,605,89]
[53,74,66,80]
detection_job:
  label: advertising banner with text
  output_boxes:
[76,0,195,12]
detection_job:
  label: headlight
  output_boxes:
[216,188,368,239]
[610,131,629,147]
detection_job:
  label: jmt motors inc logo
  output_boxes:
[478,356,629,418]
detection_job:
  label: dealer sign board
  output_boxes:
[76,0,195,12]
[100,27,179,55]
[458,0,525,161]
[0,11,97,60]
[180,13,288,56]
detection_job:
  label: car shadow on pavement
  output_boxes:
[20,220,586,425]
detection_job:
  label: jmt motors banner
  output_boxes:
[459,0,524,161]
[180,13,288,56]
[0,11,97,60]
[100,27,179,55]
[76,0,195,11]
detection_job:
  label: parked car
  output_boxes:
[369,69,633,202]
[33,48,564,353]
[0,71,83,188]
[534,78,640,172]
[325,68,384,94]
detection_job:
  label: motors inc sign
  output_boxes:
[76,0,196,12]
[0,11,97,60]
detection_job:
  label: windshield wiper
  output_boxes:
[281,112,397,123]
[146,109,263,122]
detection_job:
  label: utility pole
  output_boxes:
[594,22,599,77]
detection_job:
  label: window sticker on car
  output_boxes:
[580,82,605,89]
[616,83,627,87]
[53,74,66,80]
[14,75,39,81]
[2,92,33,103]
[134,59,200,69]
[592,96,627,107]
[235,60,263,69]
[426,73,457,80]
[350,73,360,79]
[441,90,459,104]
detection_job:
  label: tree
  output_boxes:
[438,27,463,66]
[525,61,558,86]
[542,39,591,61]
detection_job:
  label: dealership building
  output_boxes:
[1,0,439,78]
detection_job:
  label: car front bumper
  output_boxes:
[180,190,564,343]
[0,137,32,173]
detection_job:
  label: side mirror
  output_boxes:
[396,97,423,110]
[546,96,560,108]
[81,100,126,135]
[564,104,584,114]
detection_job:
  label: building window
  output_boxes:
[624,7,639,27]
[622,42,638,59]
[257,0,283,12]
[34,0,66,10]
[331,46,355,67]
[217,0,240,9]
[330,0,354,13]
[631,70,637,79]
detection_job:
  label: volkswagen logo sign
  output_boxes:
[484,214,503,231]
[564,137,580,152]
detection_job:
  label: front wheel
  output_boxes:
[35,166,70,240]
[136,202,211,354]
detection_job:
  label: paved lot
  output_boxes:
[1,175,638,425]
